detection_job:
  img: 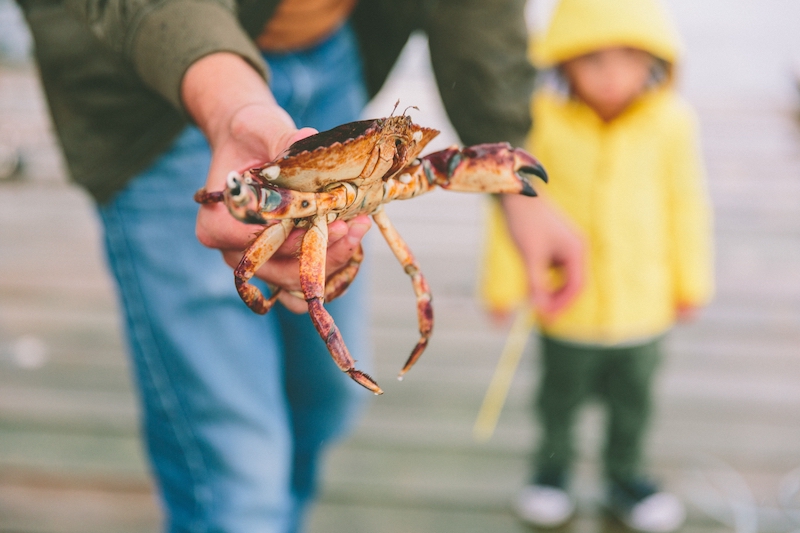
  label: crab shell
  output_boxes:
[246,116,440,194]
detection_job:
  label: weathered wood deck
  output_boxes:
[1,2,800,532]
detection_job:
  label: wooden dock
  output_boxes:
[1,3,800,532]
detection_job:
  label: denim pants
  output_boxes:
[534,336,662,485]
[97,25,370,533]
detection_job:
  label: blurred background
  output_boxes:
[1,0,799,532]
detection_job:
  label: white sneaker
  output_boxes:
[622,492,686,533]
[515,485,575,528]
[608,478,686,533]
[0,144,21,181]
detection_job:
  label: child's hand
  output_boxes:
[487,309,514,329]
[676,304,700,323]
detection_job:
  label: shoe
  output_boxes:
[607,478,686,533]
[515,484,575,528]
[0,144,21,181]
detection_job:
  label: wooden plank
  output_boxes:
[0,482,158,533]
[0,427,148,478]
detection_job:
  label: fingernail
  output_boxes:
[327,220,349,241]
[348,219,371,240]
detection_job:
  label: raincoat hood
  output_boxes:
[532,0,682,67]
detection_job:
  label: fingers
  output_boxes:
[525,216,586,322]
[220,216,371,299]
[275,218,349,257]
[537,243,585,319]
[487,309,514,329]
[530,272,577,323]
[549,243,585,314]
[197,201,263,250]
[324,216,371,277]
[527,257,555,321]
[676,304,699,323]
[277,290,309,314]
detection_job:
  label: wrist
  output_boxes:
[499,194,546,253]
[181,52,281,147]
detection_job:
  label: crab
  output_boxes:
[194,113,547,395]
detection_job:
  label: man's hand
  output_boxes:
[500,194,585,322]
[182,52,371,312]
[220,215,371,313]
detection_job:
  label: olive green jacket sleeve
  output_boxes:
[353,0,535,148]
[427,0,534,148]
[63,0,272,111]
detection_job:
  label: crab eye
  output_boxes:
[227,172,248,202]
[226,171,240,190]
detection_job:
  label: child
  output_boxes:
[481,0,714,531]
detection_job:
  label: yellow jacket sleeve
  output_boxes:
[666,106,715,307]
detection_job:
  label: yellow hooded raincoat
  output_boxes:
[481,0,714,345]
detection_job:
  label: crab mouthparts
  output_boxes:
[261,187,282,212]
[227,172,250,204]
[243,210,267,224]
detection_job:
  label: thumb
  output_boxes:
[289,127,318,145]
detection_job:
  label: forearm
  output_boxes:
[499,194,550,264]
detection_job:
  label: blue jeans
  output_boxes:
[98,25,369,533]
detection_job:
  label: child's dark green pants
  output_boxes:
[533,335,662,484]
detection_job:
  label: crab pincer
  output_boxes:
[415,142,547,196]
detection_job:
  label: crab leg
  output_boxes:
[371,209,433,379]
[277,243,363,302]
[234,218,295,314]
[324,244,364,302]
[382,162,435,202]
[300,216,383,395]
[193,187,225,204]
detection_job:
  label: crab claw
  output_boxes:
[421,143,546,197]
[223,171,268,224]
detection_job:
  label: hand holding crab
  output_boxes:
[186,59,363,313]
[196,113,547,394]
